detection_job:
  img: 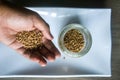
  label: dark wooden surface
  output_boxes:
[1,0,120,80]
[8,0,105,8]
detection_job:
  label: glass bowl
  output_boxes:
[58,23,92,58]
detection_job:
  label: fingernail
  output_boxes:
[56,54,61,58]
[35,60,40,63]
[49,59,55,62]
[33,58,39,62]
[41,64,46,67]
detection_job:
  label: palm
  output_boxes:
[0,5,60,67]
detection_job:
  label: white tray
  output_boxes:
[0,7,111,78]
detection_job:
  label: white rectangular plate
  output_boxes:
[0,7,111,78]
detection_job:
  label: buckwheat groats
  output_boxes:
[64,29,84,52]
[16,30,43,49]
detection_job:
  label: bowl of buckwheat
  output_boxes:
[58,24,92,58]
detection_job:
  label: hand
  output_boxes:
[0,4,61,67]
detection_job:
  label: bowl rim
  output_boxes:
[58,23,92,58]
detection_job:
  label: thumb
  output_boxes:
[33,15,53,40]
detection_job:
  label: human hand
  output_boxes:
[0,4,61,67]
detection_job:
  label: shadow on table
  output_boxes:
[8,65,100,75]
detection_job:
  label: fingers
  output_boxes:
[13,40,61,67]
[33,15,53,40]
[29,51,47,67]
[8,40,23,50]
[16,47,47,67]
[39,46,55,62]
[16,47,26,54]
[43,39,61,58]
